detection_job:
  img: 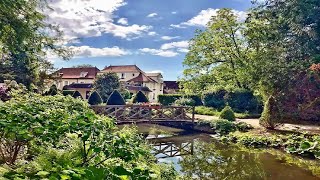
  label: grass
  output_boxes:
[194,106,261,119]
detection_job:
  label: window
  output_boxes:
[121,73,125,79]
[64,81,69,86]
[80,81,84,84]
[153,93,155,100]
[132,73,135,77]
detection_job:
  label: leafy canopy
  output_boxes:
[93,73,120,102]
[0,0,72,88]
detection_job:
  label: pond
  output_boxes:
[120,123,320,180]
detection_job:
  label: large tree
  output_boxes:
[182,1,320,98]
[0,0,71,89]
[181,9,249,94]
[93,72,120,102]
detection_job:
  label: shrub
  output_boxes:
[212,119,236,135]
[88,91,103,105]
[46,84,58,96]
[219,106,236,121]
[158,94,202,106]
[203,89,263,113]
[227,89,263,113]
[133,91,149,103]
[72,91,82,99]
[195,106,219,116]
[0,93,177,179]
[174,97,196,106]
[107,90,126,105]
[259,96,281,129]
[203,89,227,110]
[120,89,131,100]
[235,122,254,132]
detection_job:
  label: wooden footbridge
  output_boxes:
[91,105,196,125]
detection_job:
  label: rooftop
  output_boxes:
[56,67,100,79]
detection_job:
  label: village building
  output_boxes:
[99,65,164,102]
[52,65,164,102]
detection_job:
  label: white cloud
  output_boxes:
[45,0,151,41]
[147,13,158,18]
[161,36,180,41]
[139,48,178,57]
[139,40,189,57]
[71,46,129,57]
[160,41,189,50]
[171,8,247,28]
[146,70,164,74]
[171,11,177,14]
[117,18,128,25]
[148,31,157,36]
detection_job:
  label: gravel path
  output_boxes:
[194,114,320,134]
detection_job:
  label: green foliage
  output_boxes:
[107,90,126,105]
[203,89,262,113]
[203,90,227,110]
[0,93,176,179]
[198,119,252,135]
[88,91,103,105]
[195,106,219,116]
[93,73,120,102]
[227,89,263,113]
[259,96,281,129]
[72,91,82,99]
[223,132,320,160]
[121,89,131,100]
[212,119,237,135]
[158,94,202,106]
[0,93,112,164]
[0,0,71,88]
[219,106,236,122]
[181,8,247,93]
[46,84,58,96]
[133,91,149,103]
[174,97,196,106]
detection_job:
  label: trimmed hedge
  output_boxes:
[72,91,83,99]
[158,94,202,106]
[133,91,149,103]
[203,90,227,110]
[203,89,263,113]
[107,90,126,105]
[88,91,103,105]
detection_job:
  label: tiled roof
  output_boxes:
[56,67,100,79]
[128,73,156,82]
[101,65,142,73]
[126,85,152,92]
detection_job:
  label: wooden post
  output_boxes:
[192,106,195,124]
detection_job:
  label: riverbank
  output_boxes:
[194,114,320,135]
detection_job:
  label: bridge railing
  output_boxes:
[91,105,195,122]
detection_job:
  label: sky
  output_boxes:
[47,0,254,80]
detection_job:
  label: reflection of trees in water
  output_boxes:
[180,141,267,180]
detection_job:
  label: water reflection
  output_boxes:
[121,124,319,180]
